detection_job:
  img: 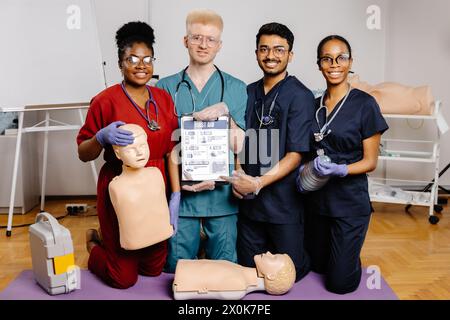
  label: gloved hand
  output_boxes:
[220,170,262,197]
[296,165,308,193]
[193,102,229,121]
[169,192,181,234]
[95,121,134,147]
[313,157,348,177]
[182,180,216,192]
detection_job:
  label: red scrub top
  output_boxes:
[77,84,179,182]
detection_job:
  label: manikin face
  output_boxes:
[184,23,222,65]
[114,130,149,168]
[254,252,285,280]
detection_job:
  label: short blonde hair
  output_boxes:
[186,9,223,32]
[264,254,296,295]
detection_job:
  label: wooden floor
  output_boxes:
[0,198,449,300]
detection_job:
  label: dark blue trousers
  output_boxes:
[237,214,310,282]
[305,212,371,294]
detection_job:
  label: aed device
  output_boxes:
[29,212,80,295]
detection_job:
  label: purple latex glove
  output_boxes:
[95,121,134,147]
[169,192,180,235]
[296,165,307,193]
[313,157,348,177]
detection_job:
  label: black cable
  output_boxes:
[0,212,97,229]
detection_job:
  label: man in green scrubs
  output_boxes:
[156,9,247,272]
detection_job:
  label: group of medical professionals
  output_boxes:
[77,8,388,295]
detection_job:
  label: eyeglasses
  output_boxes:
[124,55,156,67]
[257,46,288,58]
[318,54,351,68]
[187,34,220,48]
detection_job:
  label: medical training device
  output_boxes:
[300,153,332,192]
[29,212,80,295]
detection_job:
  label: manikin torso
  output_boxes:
[173,259,264,300]
[109,167,173,250]
[172,252,290,300]
[349,74,434,115]
[109,124,173,250]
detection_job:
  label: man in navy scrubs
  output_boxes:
[222,22,315,282]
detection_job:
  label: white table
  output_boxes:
[1,103,98,236]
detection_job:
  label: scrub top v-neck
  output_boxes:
[240,75,316,224]
[308,88,389,218]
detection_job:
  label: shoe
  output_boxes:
[86,229,102,254]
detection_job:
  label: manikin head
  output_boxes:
[254,252,296,295]
[112,124,149,168]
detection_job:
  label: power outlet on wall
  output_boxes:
[66,204,88,215]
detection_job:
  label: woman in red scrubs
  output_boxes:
[77,21,180,289]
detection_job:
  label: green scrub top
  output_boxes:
[156,68,247,217]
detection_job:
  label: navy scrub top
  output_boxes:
[307,88,389,218]
[239,75,315,224]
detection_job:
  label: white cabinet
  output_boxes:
[368,101,443,224]
[0,134,39,214]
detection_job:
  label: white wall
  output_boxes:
[36,0,149,196]
[384,0,450,186]
[5,0,448,197]
[149,0,388,90]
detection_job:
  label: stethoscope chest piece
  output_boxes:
[261,115,274,126]
[148,120,160,131]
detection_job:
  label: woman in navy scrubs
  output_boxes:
[298,35,388,294]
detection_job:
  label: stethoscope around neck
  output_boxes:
[314,84,352,143]
[173,64,225,118]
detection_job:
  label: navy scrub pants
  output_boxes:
[237,214,311,282]
[305,211,371,294]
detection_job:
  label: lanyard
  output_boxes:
[121,82,160,131]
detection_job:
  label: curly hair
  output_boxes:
[115,21,155,62]
[264,254,296,295]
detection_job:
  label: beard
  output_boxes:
[259,58,288,77]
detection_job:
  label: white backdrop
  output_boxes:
[1,0,449,196]
[0,0,105,108]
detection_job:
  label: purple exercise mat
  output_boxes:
[0,269,398,300]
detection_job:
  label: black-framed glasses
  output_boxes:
[124,55,156,67]
[187,34,221,48]
[318,54,351,68]
[257,46,288,58]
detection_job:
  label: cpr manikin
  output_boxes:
[349,74,434,115]
[172,252,295,300]
[109,124,173,250]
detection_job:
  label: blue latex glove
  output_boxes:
[296,165,307,193]
[169,192,181,235]
[313,157,348,177]
[95,121,134,147]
